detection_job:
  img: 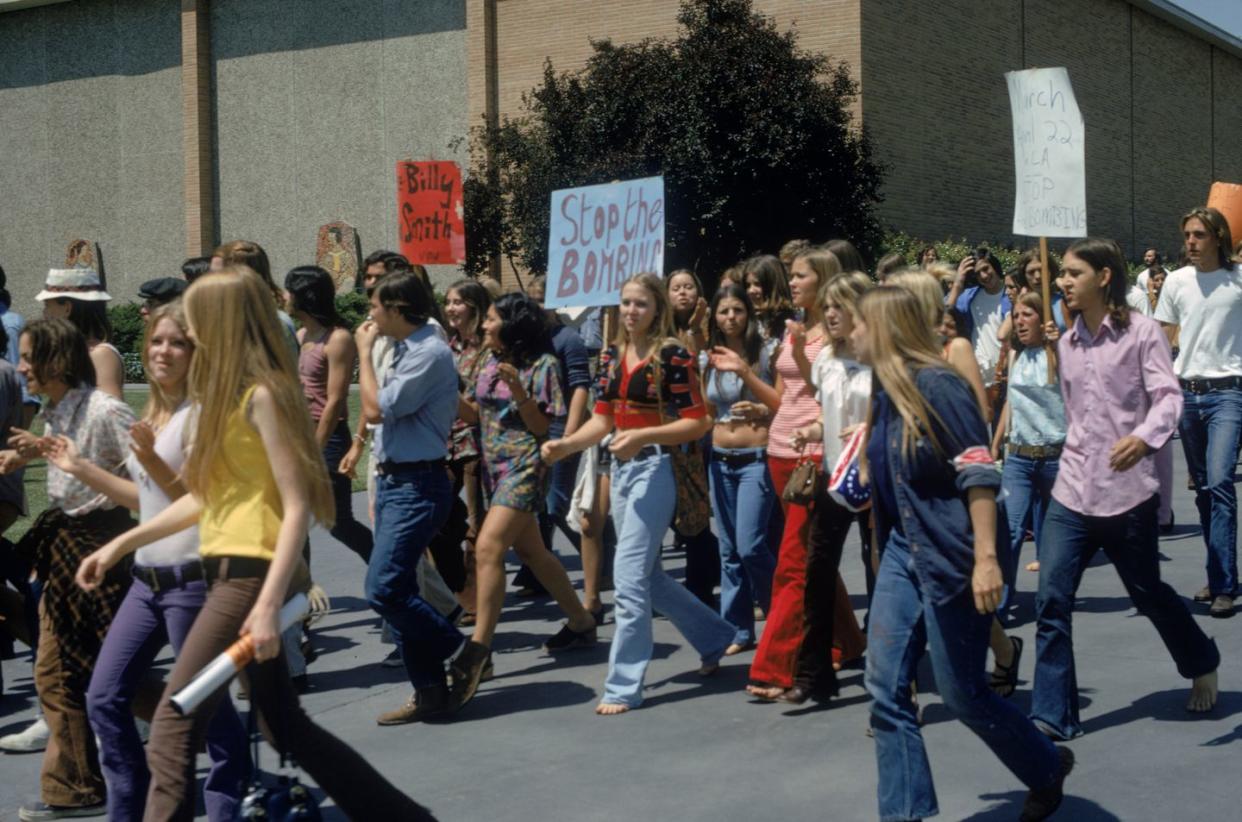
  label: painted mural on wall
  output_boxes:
[315,221,362,293]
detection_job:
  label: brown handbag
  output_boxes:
[652,351,711,536]
[781,446,822,506]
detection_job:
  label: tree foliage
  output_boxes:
[461,0,885,284]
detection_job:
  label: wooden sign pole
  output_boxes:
[1039,236,1055,383]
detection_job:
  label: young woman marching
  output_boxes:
[284,266,372,564]
[747,249,865,701]
[77,270,435,820]
[1031,238,1220,741]
[700,283,780,654]
[49,304,248,821]
[451,293,598,692]
[783,271,873,704]
[8,319,136,821]
[542,273,734,715]
[855,285,1072,822]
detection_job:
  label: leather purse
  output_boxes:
[781,445,822,506]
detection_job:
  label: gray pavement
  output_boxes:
[1,454,1240,821]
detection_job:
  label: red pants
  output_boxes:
[749,456,865,689]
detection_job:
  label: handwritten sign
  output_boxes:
[396,161,465,265]
[1006,68,1087,238]
[545,176,664,308]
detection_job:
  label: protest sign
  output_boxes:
[396,161,465,265]
[1006,67,1087,238]
[544,176,664,308]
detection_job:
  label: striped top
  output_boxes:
[767,332,826,460]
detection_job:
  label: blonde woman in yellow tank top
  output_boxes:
[78,269,436,821]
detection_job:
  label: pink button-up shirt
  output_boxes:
[1052,312,1182,517]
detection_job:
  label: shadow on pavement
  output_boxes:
[964,792,1122,821]
[1081,687,1242,736]
[452,679,597,722]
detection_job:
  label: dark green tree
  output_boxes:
[461,0,884,283]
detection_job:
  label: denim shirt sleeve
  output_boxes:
[923,368,1001,494]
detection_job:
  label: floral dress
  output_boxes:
[475,352,565,512]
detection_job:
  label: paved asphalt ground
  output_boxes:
[2,453,1240,821]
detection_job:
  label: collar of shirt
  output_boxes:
[1067,312,1118,345]
[42,385,91,433]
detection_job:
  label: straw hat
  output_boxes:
[35,268,112,302]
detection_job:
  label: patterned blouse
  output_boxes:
[43,386,135,516]
[450,335,490,462]
[593,342,707,429]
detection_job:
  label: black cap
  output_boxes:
[138,277,187,303]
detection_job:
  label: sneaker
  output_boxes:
[18,801,106,820]
[1,717,50,753]
[544,622,597,652]
[376,686,450,726]
[381,648,404,668]
[1019,745,1075,822]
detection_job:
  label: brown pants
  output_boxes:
[35,597,106,807]
[143,574,434,822]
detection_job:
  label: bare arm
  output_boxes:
[355,322,382,425]
[564,386,590,437]
[315,330,356,448]
[542,413,613,464]
[967,486,1001,614]
[46,435,139,511]
[92,347,124,399]
[77,492,203,588]
[946,338,991,423]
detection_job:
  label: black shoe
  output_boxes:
[1159,511,1175,535]
[1020,746,1075,821]
[544,622,597,652]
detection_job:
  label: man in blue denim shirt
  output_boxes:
[356,270,467,725]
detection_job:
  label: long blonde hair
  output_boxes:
[182,269,334,525]
[857,286,950,476]
[612,272,677,350]
[820,271,873,356]
[142,301,191,430]
[792,248,841,318]
[885,270,945,332]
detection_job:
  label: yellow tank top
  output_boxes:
[198,386,282,561]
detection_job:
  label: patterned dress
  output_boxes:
[475,352,565,512]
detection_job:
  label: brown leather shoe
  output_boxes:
[450,641,491,710]
[377,685,450,726]
[775,685,813,705]
[1193,586,1213,603]
[1209,595,1235,618]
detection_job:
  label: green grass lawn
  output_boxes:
[9,389,369,541]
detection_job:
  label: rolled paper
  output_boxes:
[170,593,310,716]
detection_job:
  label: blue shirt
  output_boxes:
[868,365,1003,605]
[374,324,459,463]
[0,306,33,407]
[548,321,591,438]
[701,338,776,422]
[1007,347,1066,446]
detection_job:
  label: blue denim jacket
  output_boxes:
[870,365,1001,605]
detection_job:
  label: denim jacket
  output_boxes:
[870,365,1001,605]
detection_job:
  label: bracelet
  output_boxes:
[353,433,367,444]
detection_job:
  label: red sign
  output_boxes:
[396,161,466,265]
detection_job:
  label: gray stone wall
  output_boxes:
[210,0,468,291]
[0,0,469,324]
[0,0,183,317]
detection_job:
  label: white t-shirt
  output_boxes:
[810,349,871,471]
[130,403,200,567]
[969,288,1005,387]
[1126,285,1153,317]
[1153,264,1242,379]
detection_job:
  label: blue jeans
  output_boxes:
[1179,388,1242,595]
[322,421,374,564]
[605,453,734,707]
[368,466,463,689]
[86,572,248,822]
[539,449,583,554]
[709,448,777,646]
[999,453,1059,615]
[866,532,1060,821]
[1031,496,1221,739]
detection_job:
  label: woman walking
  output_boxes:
[543,273,734,715]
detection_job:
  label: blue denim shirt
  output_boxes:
[869,365,1002,605]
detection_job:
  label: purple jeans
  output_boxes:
[85,567,248,822]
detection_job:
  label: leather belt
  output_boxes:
[132,561,204,593]
[1179,376,1242,394]
[712,448,764,467]
[615,444,671,463]
[377,458,447,475]
[1008,443,1063,460]
[202,556,271,583]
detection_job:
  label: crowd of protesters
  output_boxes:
[0,205,1237,821]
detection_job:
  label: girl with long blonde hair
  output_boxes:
[543,273,733,715]
[852,285,1071,822]
[53,302,248,821]
[78,269,434,820]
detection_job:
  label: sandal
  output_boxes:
[989,636,1024,698]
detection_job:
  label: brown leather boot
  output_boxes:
[450,641,491,710]
[376,685,450,726]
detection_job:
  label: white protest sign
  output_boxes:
[1006,67,1087,238]
[545,176,664,308]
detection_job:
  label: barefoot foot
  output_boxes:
[746,685,785,700]
[595,702,630,716]
[1026,560,1041,572]
[1187,670,1218,713]
[724,642,754,656]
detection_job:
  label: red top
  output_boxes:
[593,342,706,430]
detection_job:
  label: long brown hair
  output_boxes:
[142,302,193,430]
[22,318,95,390]
[181,269,334,525]
[857,286,949,478]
